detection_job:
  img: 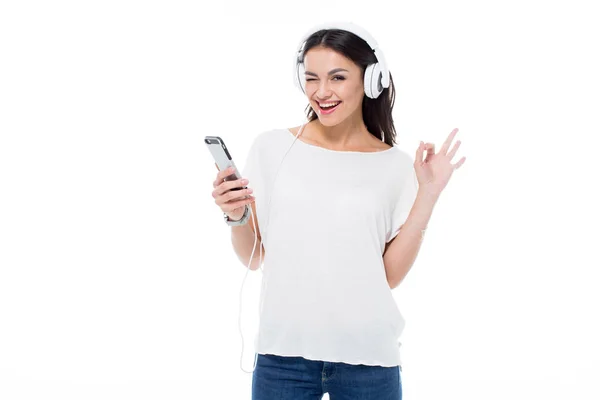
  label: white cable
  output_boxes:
[238,122,307,373]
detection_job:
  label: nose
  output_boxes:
[315,80,332,99]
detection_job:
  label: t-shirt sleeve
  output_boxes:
[240,135,265,237]
[241,134,267,208]
[241,136,260,186]
[386,155,419,243]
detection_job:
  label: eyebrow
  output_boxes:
[304,68,349,77]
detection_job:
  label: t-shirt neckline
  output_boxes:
[286,128,396,155]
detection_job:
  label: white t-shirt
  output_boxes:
[242,126,419,367]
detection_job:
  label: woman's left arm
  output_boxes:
[383,128,466,289]
[383,190,438,289]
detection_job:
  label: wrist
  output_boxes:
[224,205,250,226]
[227,208,246,221]
[416,188,440,204]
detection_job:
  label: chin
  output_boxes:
[312,109,342,126]
[317,116,346,127]
[317,118,337,126]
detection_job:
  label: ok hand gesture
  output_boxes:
[415,128,466,197]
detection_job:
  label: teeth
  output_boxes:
[319,102,340,108]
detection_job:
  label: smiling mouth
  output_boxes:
[317,101,342,112]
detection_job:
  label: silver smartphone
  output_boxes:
[204,135,248,192]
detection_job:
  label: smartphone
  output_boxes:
[204,135,247,192]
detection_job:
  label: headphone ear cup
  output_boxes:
[296,62,306,94]
[364,63,383,99]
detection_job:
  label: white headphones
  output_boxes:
[293,21,391,99]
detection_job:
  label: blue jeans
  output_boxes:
[252,353,402,400]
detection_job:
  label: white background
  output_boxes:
[1,0,599,399]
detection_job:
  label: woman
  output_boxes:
[212,23,465,400]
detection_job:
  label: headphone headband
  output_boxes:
[294,21,390,88]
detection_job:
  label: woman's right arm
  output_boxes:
[231,200,265,271]
[213,165,264,271]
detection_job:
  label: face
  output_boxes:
[302,46,364,126]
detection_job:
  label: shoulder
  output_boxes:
[374,141,394,152]
[386,147,415,179]
[288,125,301,136]
[394,147,414,163]
[250,128,285,145]
[247,128,291,155]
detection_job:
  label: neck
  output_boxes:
[310,112,373,147]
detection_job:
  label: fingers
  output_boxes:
[220,196,256,213]
[453,156,466,170]
[217,165,236,181]
[441,128,458,155]
[210,165,256,217]
[215,187,255,209]
[212,177,250,198]
[424,143,435,163]
[447,139,462,160]
[415,141,425,164]
[416,129,465,172]
[213,166,236,188]
[416,141,435,165]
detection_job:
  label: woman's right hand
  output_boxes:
[212,165,255,221]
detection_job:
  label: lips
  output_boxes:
[317,101,342,114]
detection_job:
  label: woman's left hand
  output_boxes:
[415,128,466,197]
